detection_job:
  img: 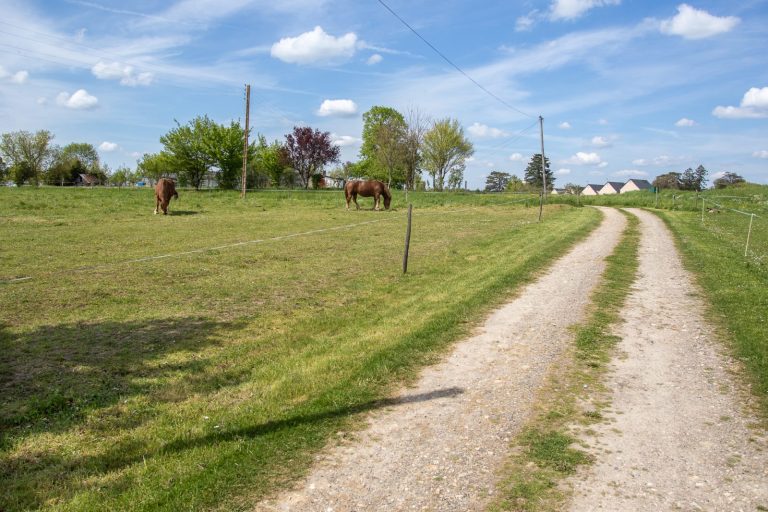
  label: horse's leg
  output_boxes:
[353,193,360,210]
[374,192,380,211]
[154,194,160,214]
[345,192,350,210]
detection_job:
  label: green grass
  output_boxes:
[657,209,768,416]
[490,210,641,512]
[0,187,598,511]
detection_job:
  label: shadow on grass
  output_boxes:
[0,317,244,436]
[168,210,198,216]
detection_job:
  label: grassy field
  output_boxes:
[0,187,597,511]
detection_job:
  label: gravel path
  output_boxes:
[568,208,768,512]
[255,208,626,512]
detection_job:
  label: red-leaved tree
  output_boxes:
[283,126,340,189]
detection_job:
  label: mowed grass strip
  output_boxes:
[1,187,598,511]
[657,209,768,416]
[490,210,641,512]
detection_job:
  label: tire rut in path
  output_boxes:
[568,208,768,512]
[255,207,626,512]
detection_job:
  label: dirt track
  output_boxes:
[255,207,768,511]
[256,208,626,511]
[567,208,768,511]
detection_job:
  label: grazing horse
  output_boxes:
[344,180,392,211]
[154,178,178,215]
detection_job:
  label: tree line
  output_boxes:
[1,106,477,191]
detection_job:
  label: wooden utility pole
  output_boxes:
[538,115,546,222]
[241,84,251,198]
[403,204,413,274]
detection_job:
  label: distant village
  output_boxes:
[551,178,652,195]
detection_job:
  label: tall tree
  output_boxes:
[359,106,407,187]
[523,153,554,191]
[713,171,745,189]
[402,108,429,192]
[653,172,681,190]
[109,165,134,188]
[160,118,212,189]
[422,118,473,192]
[0,130,55,186]
[485,171,512,192]
[563,182,584,194]
[283,126,340,189]
[251,135,287,187]
[198,117,249,189]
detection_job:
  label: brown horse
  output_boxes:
[344,180,392,211]
[154,178,178,215]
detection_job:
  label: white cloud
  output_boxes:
[753,150,768,159]
[99,141,119,152]
[271,26,357,65]
[0,66,29,84]
[591,135,611,148]
[332,134,361,147]
[556,168,571,175]
[92,61,154,86]
[660,4,739,40]
[10,71,28,84]
[317,99,358,117]
[515,11,538,31]
[509,153,524,162]
[613,169,648,177]
[711,171,726,181]
[36,97,47,105]
[632,155,681,167]
[468,122,508,138]
[713,86,768,119]
[550,0,620,20]
[675,117,696,127]
[598,161,608,168]
[566,151,604,165]
[56,89,99,110]
[598,118,609,125]
[366,54,383,65]
[742,87,768,109]
[559,121,572,129]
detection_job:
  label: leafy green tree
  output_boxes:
[109,165,135,188]
[359,106,407,187]
[713,171,746,189]
[251,135,287,187]
[0,155,6,182]
[485,171,512,192]
[523,154,554,191]
[422,118,473,192]
[563,182,584,194]
[505,174,529,192]
[283,126,340,189]
[0,130,56,186]
[47,142,106,185]
[198,117,249,189]
[653,172,681,190]
[160,118,212,189]
[137,152,175,183]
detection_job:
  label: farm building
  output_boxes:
[620,179,652,193]
[582,184,603,196]
[550,188,566,195]
[75,173,100,186]
[599,181,624,195]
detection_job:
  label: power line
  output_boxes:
[375,0,534,119]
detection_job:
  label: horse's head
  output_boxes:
[379,183,392,209]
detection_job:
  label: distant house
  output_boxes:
[319,175,344,189]
[620,179,652,194]
[582,184,603,196]
[550,188,566,195]
[599,181,624,195]
[74,173,100,187]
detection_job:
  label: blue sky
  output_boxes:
[0,0,766,189]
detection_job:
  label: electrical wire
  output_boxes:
[375,0,534,120]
